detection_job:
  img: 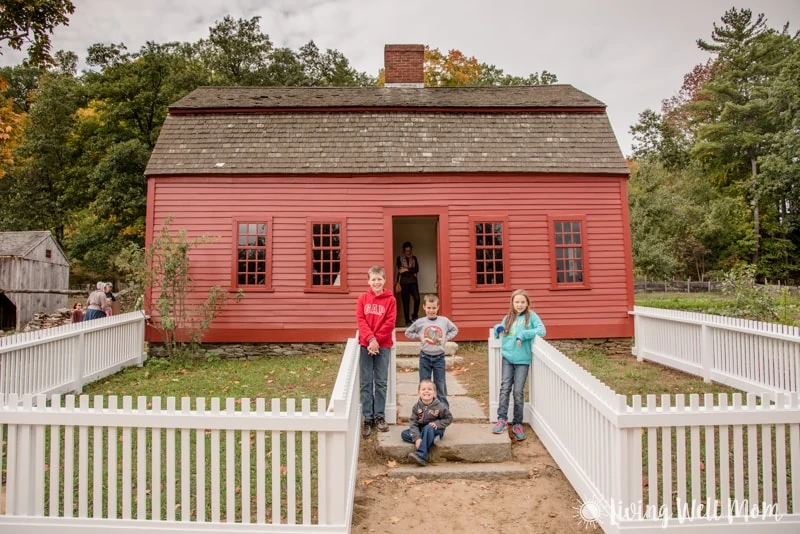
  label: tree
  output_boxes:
[197,15,273,85]
[0,0,75,66]
[688,8,796,270]
[377,46,557,87]
[0,77,24,177]
[118,219,243,358]
[2,68,85,239]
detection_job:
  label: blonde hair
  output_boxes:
[418,378,437,394]
[367,265,385,279]
[423,294,439,305]
[503,289,532,332]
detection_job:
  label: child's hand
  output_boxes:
[516,338,522,347]
[428,422,438,429]
[368,339,379,354]
[415,438,422,449]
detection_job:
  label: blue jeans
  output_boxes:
[497,358,529,425]
[401,425,444,461]
[419,352,448,409]
[359,346,390,422]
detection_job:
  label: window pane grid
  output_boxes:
[237,222,268,286]
[474,221,504,286]
[311,222,342,287]
[554,220,584,284]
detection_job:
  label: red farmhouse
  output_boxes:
[144,44,633,342]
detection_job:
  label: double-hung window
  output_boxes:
[469,216,510,290]
[306,219,347,292]
[232,219,272,290]
[548,215,591,289]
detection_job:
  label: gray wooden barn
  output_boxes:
[0,231,69,331]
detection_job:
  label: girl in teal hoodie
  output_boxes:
[492,289,546,440]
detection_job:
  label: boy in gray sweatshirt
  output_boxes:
[404,294,458,409]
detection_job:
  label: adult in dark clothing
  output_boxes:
[395,241,420,326]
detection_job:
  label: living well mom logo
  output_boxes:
[574,497,783,529]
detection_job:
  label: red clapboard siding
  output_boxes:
[146,174,633,342]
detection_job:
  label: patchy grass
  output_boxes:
[82,348,344,401]
[566,347,740,400]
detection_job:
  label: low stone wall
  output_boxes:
[549,338,633,357]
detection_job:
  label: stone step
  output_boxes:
[388,462,530,481]
[396,355,464,370]
[377,423,510,463]
[394,340,458,356]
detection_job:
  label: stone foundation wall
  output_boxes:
[146,342,346,360]
[549,338,633,357]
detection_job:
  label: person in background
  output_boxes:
[395,241,420,327]
[71,302,84,323]
[84,282,108,321]
[104,283,116,316]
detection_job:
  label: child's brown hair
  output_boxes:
[423,294,439,305]
[502,289,533,332]
[418,378,437,394]
[368,265,385,278]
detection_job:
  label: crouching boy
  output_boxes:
[401,379,453,466]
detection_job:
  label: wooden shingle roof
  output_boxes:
[146,85,629,176]
[0,231,57,257]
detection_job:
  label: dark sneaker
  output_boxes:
[375,416,389,432]
[408,452,426,466]
[362,420,372,438]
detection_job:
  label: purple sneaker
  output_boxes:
[492,420,507,434]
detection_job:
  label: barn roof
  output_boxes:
[0,231,57,258]
[145,85,629,177]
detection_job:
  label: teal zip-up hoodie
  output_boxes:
[494,312,546,365]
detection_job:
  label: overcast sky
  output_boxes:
[1,0,798,155]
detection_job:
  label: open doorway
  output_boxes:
[392,216,438,328]
[0,293,17,331]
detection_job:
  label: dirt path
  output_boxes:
[352,424,595,533]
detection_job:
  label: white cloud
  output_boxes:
[1,0,798,154]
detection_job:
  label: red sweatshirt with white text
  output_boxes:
[356,289,397,348]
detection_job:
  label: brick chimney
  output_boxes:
[384,44,424,88]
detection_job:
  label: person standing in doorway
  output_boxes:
[396,241,420,327]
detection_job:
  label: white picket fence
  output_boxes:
[631,306,800,394]
[0,335,362,533]
[0,312,147,396]
[489,332,800,532]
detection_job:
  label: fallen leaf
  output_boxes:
[405,475,418,484]
[387,459,398,468]
[362,478,374,486]
[390,516,400,524]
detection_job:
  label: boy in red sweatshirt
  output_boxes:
[356,265,397,438]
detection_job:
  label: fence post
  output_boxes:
[488,328,501,423]
[135,312,146,367]
[614,396,642,525]
[386,329,397,425]
[321,399,347,526]
[701,324,713,383]
[72,330,86,393]
[632,310,642,361]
